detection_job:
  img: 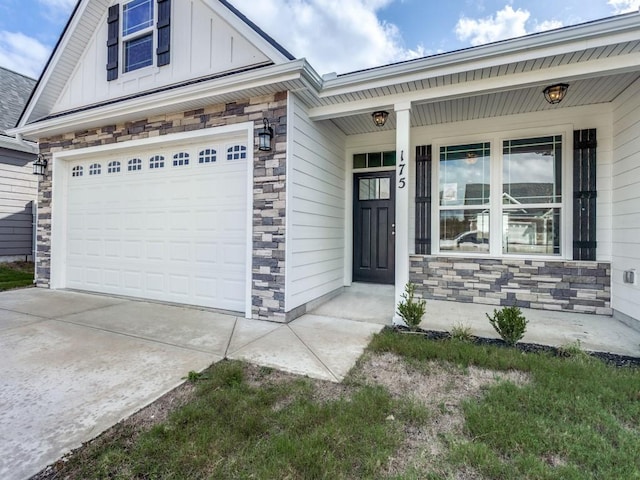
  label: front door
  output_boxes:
[353,172,396,284]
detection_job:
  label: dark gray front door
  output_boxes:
[353,172,396,284]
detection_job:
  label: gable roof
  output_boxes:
[0,67,36,134]
[17,0,296,129]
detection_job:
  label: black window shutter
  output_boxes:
[106,4,120,81]
[573,129,597,260]
[157,0,171,66]
[415,145,432,255]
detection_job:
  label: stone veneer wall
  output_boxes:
[410,256,612,315]
[36,92,288,322]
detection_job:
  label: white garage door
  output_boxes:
[64,138,249,312]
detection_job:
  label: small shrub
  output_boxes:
[486,306,528,346]
[397,283,426,331]
[451,323,474,343]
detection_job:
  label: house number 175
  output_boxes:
[398,150,407,189]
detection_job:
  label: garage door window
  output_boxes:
[227,145,247,161]
[199,149,217,164]
[149,155,165,169]
[108,161,121,173]
[128,158,142,171]
[173,152,189,167]
[89,163,102,175]
[72,166,83,177]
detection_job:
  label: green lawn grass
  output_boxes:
[0,262,34,291]
[46,330,640,480]
[371,330,640,480]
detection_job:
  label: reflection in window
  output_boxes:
[503,136,562,204]
[72,166,83,177]
[227,145,247,160]
[199,148,217,164]
[124,34,153,72]
[359,177,391,201]
[128,158,142,171]
[173,152,189,167]
[440,210,490,253]
[439,143,490,206]
[123,0,153,36]
[149,155,165,169]
[108,161,121,173]
[89,163,102,175]
[503,208,560,255]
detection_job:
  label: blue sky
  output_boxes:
[0,0,637,79]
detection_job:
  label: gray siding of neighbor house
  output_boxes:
[0,147,37,259]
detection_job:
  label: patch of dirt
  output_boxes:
[31,357,529,480]
[354,352,530,477]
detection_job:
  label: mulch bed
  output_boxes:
[390,326,640,368]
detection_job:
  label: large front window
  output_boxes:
[437,135,563,256]
[439,143,491,253]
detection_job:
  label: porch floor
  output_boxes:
[312,284,640,358]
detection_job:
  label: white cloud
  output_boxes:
[230,0,425,75]
[38,0,76,11]
[0,31,49,78]
[608,0,640,13]
[455,5,564,47]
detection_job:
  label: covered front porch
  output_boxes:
[289,13,640,326]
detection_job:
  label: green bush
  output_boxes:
[397,283,426,331]
[486,306,528,346]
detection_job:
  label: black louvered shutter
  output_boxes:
[415,145,432,255]
[157,0,171,66]
[106,4,120,81]
[573,129,597,260]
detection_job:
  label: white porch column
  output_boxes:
[394,102,411,321]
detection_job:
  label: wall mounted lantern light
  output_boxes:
[372,110,389,127]
[543,83,569,105]
[258,118,274,151]
[33,154,48,176]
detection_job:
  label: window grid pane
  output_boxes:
[149,155,165,169]
[124,34,153,73]
[439,143,490,207]
[123,0,153,36]
[89,163,102,175]
[173,152,190,167]
[502,208,560,255]
[128,158,142,171]
[108,161,121,173]
[199,149,217,164]
[440,210,490,253]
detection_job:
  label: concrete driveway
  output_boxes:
[0,288,382,480]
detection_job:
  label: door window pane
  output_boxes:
[439,143,490,206]
[359,178,391,200]
[440,210,490,253]
[503,136,562,204]
[503,208,560,255]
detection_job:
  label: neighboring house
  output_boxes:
[11,1,640,327]
[0,66,38,262]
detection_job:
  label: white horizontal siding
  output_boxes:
[286,94,347,311]
[346,104,614,262]
[612,77,640,322]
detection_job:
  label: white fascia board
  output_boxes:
[308,51,640,120]
[0,134,38,154]
[11,60,314,139]
[18,0,94,128]
[321,13,640,98]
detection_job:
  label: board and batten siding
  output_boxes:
[612,77,640,322]
[286,95,347,311]
[53,1,271,114]
[346,104,613,262]
[0,148,37,258]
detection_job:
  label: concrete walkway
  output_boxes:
[0,288,382,480]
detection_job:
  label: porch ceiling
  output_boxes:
[328,71,640,136]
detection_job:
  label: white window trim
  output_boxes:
[431,124,573,260]
[121,0,156,75]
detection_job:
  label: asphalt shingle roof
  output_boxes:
[0,66,36,134]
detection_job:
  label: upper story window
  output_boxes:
[107,0,171,81]
[123,0,154,73]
